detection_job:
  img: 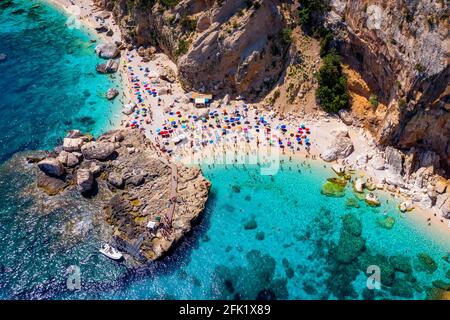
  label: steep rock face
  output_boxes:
[96,0,287,98]
[177,0,285,96]
[327,0,449,172]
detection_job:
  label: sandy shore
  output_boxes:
[45,0,450,237]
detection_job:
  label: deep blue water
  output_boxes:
[0,0,449,301]
[0,0,121,163]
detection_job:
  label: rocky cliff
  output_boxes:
[94,0,449,174]
[97,0,288,98]
[30,129,210,262]
[327,0,449,173]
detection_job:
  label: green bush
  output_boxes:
[175,39,190,57]
[369,94,378,107]
[298,0,330,33]
[281,28,293,46]
[180,16,197,33]
[158,0,180,9]
[319,30,333,57]
[316,52,349,113]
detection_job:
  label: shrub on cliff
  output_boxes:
[159,0,180,9]
[316,52,349,113]
[298,0,330,34]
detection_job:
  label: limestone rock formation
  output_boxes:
[321,128,354,162]
[327,0,450,171]
[33,129,210,262]
[37,158,65,178]
[81,141,116,161]
[57,150,80,168]
[96,59,119,74]
[106,88,119,100]
[96,0,288,98]
[95,43,119,59]
[76,169,94,193]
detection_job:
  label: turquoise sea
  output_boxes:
[0,0,121,163]
[0,0,449,300]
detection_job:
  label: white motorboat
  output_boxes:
[99,243,123,260]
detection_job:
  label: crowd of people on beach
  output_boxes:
[118,51,317,164]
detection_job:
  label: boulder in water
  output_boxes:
[95,43,119,59]
[106,88,119,100]
[377,216,395,229]
[365,193,381,206]
[399,200,414,212]
[57,150,79,168]
[321,179,346,197]
[0,53,7,62]
[353,178,365,193]
[37,158,65,177]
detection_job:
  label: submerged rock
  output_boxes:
[342,214,362,237]
[358,253,395,286]
[365,193,381,206]
[417,253,438,274]
[345,197,360,208]
[335,231,365,264]
[0,53,7,62]
[244,217,257,230]
[391,279,414,298]
[390,255,413,273]
[321,180,346,197]
[377,216,395,230]
[432,280,450,291]
[255,231,265,241]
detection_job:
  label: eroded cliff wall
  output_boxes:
[97,0,288,98]
[327,0,449,171]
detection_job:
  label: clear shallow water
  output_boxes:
[78,161,447,300]
[0,0,121,163]
[0,0,449,301]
